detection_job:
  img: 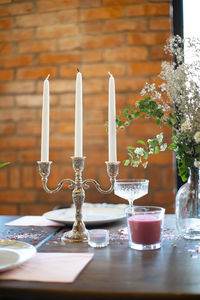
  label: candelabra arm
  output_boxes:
[83,161,120,194]
[37,161,75,194]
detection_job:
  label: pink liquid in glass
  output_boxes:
[128,214,162,245]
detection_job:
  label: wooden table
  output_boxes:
[1,215,200,299]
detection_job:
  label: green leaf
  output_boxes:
[155,146,159,154]
[124,160,130,166]
[137,140,146,145]
[0,162,10,168]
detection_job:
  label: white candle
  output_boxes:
[74,71,83,157]
[41,74,50,162]
[108,72,117,162]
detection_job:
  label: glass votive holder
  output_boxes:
[126,206,165,250]
[88,229,109,248]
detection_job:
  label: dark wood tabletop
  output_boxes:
[1,214,200,300]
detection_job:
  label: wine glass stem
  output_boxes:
[129,200,134,207]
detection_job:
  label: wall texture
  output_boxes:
[0,0,174,215]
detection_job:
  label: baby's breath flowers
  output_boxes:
[117,36,200,182]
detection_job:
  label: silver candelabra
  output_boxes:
[37,157,120,242]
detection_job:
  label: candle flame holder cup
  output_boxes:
[37,158,120,243]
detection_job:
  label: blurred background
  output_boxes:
[0,0,175,215]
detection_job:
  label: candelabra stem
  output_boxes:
[61,157,88,242]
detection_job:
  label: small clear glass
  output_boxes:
[126,206,165,250]
[88,229,109,248]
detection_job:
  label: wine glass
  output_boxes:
[114,179,149,207]
[114,179,149,235]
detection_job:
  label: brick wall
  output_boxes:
[0,0,174,215]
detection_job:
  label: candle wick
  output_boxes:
[46,74,50,80]
[77,68,80,73]
[108,72,112,77]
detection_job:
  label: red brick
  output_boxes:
[104,19,147,33]
[0,168,8,188]
[36,0,78,12]
[50,136,74,149]
[125,4,170,16]
[149,151,173,165]
[59,66,78,78]
[0,2,32,16]
[150,18,171,30]
[0,29,33,42]
[17,67,56,80]
[22,166,34,188]
[0,204,18,215]
[80,0,101,7]
[128,32,170,45]
[19,203,56,216]
[9,166,20,189]
[0,151,16,163]
[84,93,108,109]
[103,47,148,62]
[80,7,123,21]
[84,79,104,94]
[46,79,75,93]
[154,191,175,207]
[17,122,41,136]
[85,124,106,137]
[82,34,124,49]
[116,77,147,92]
[150,45,171,60]
[51,108,74,121]
[39,52,79,65]
[16,95,42,107]
[85,109,104,123]
[0,70,13,81]
[15,13,57,27]
[0,137,36,149]
[58,122,74,134]
[0,0,11,3]
[0,17,12,29]
[82,63,125,78]
[57,10,78,23]
[17,40,56,54]
[129,62,161,75]
[0,81,35,94]
[0,55,33,68]
[0,190,36,203]
[60,93,75,107]
[0,109,37,121]
[0,124,15,135]
[58,37,80,51]
[82,50,102,63]
[36,24,78,39]
[81,22,102,34]
[0,43,12,55]
[18,150,40,163]
[103,0,144,4]
[161,167,175,189]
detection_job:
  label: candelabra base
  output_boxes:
[61,221,88,243]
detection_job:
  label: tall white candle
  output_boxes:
[74,71,83,157]
[41,74,50,162]
[108,72,117,162]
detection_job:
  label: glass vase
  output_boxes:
[176,166,200,239]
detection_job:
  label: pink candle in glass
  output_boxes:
[128,214,162,245]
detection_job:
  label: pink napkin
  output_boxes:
[0,252,94,283]
[5,216,65,227]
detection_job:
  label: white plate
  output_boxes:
[43,204,127,225]
[0,240,36,272]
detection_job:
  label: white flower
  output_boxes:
[181,120,191,132]
[194,131,200,143]
[194,159,200,168]
[156,132,163,144]
[160,143,167,151]
[134,148,144,156]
